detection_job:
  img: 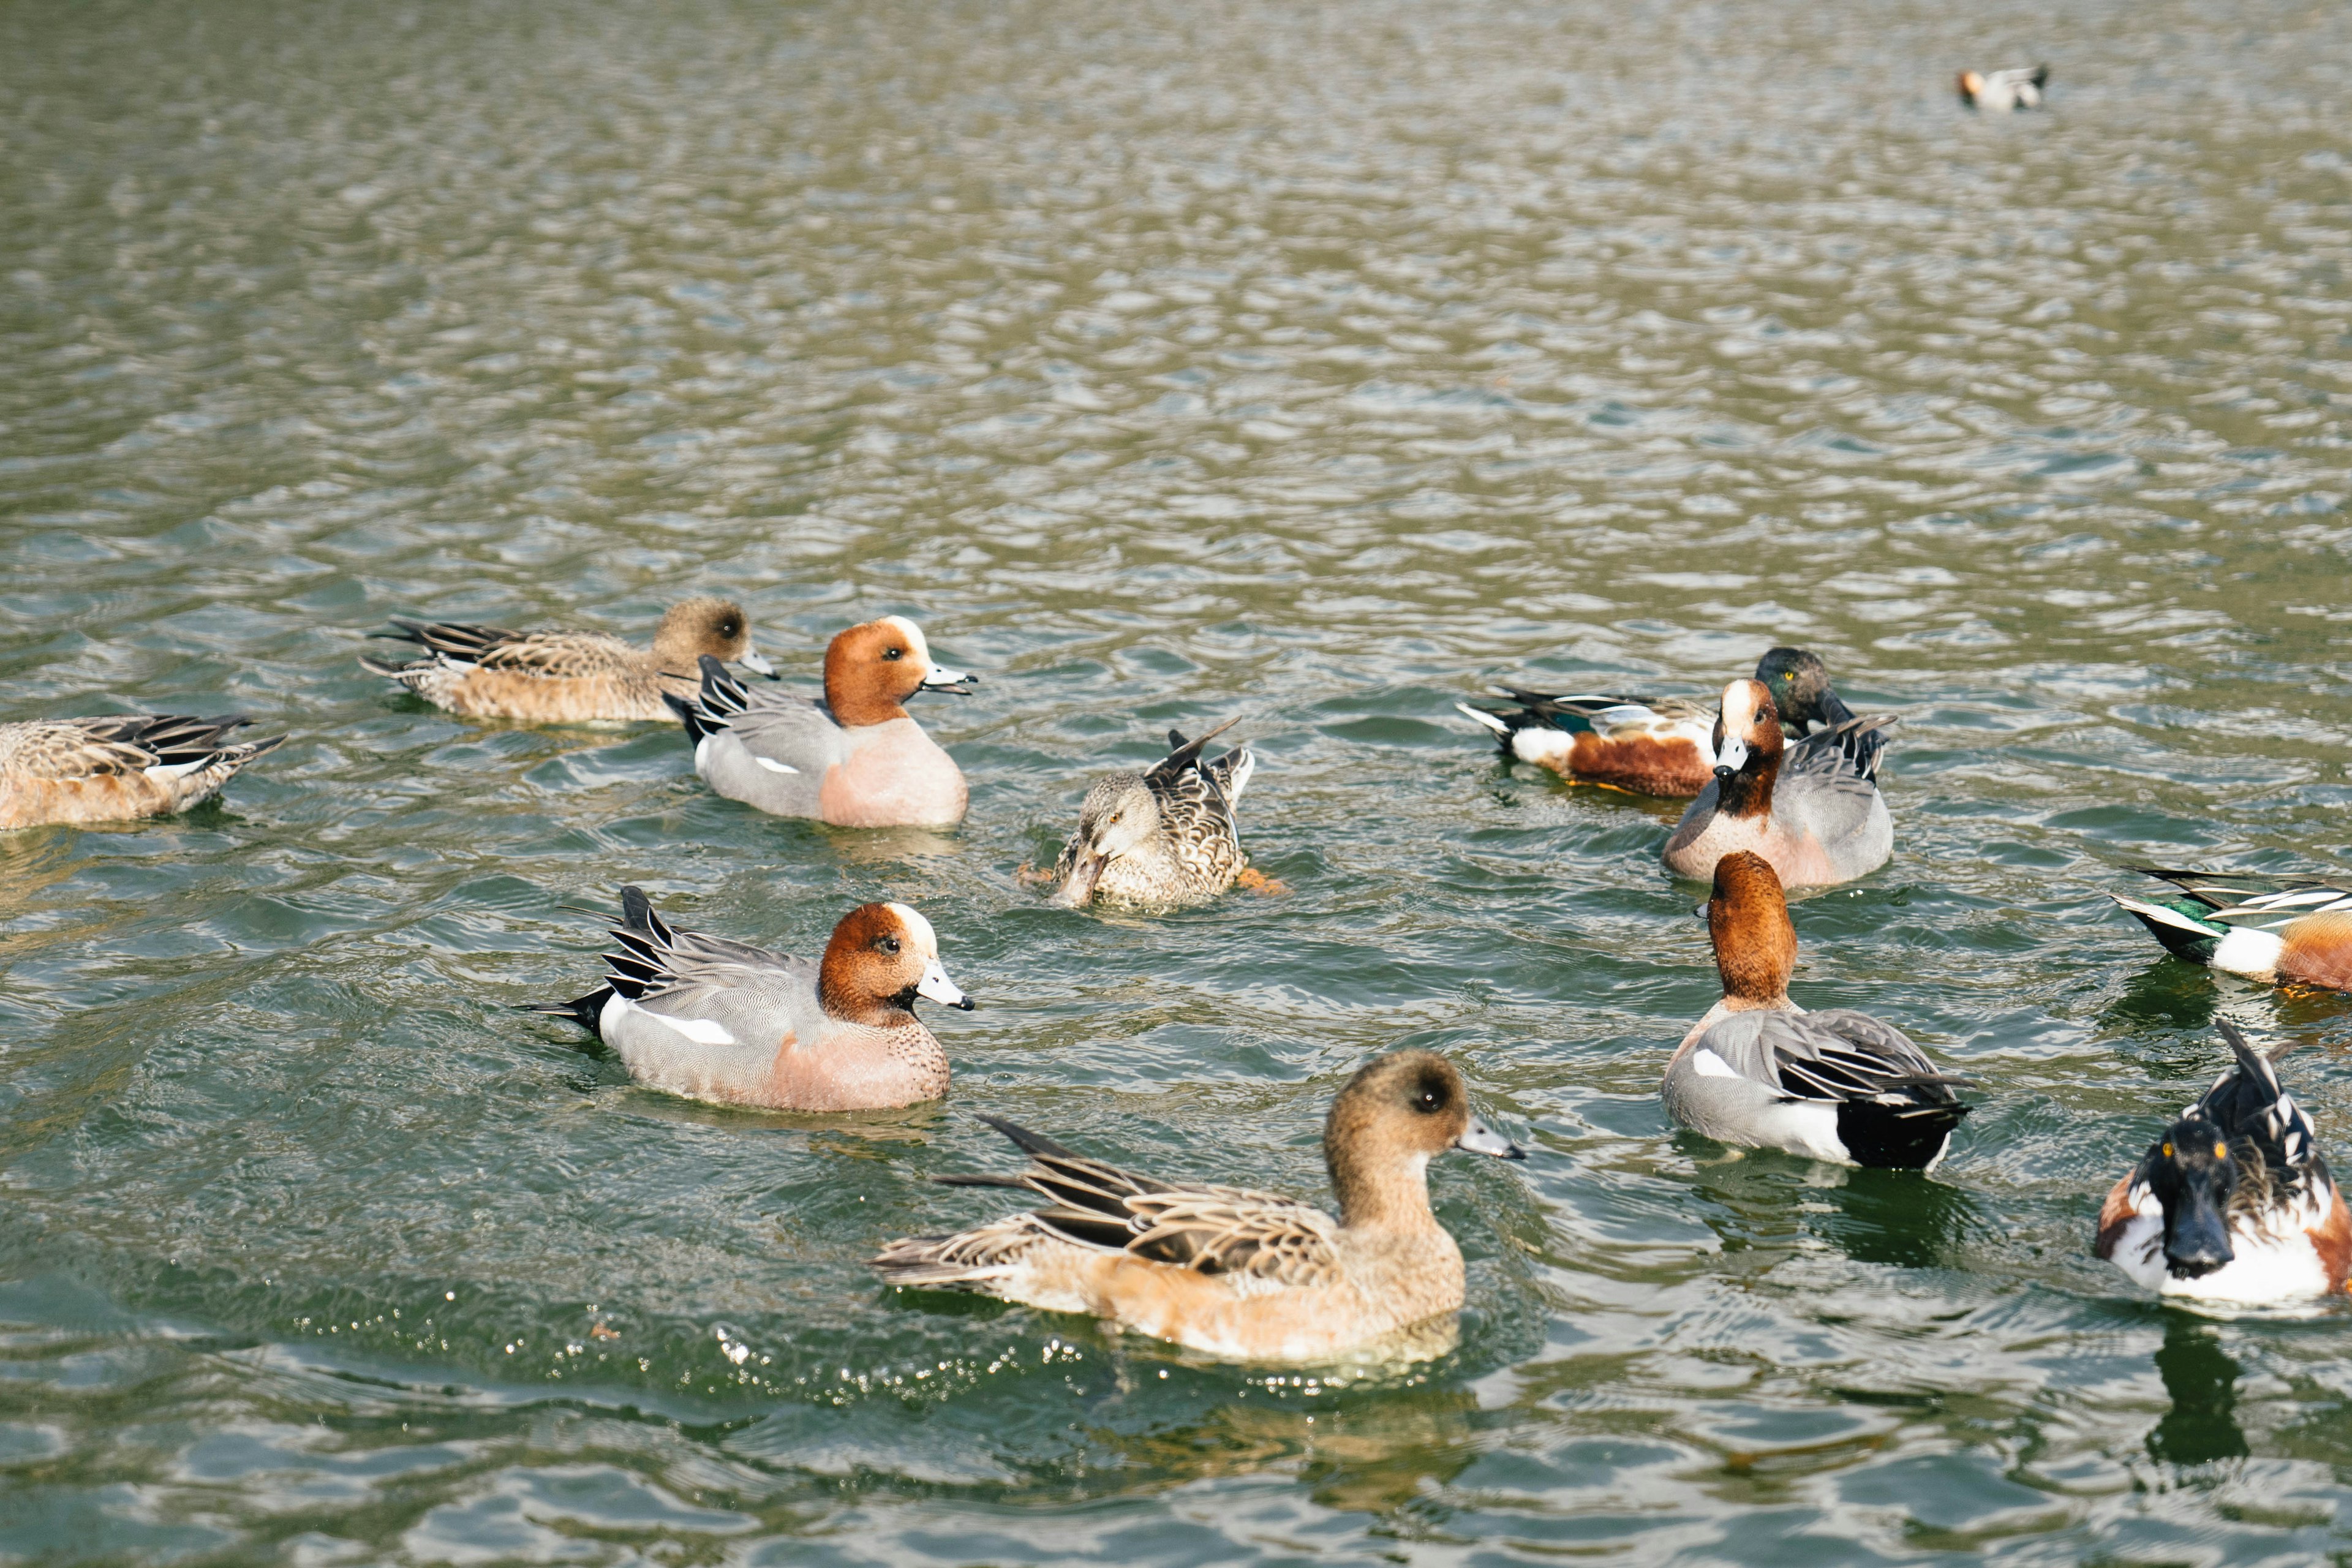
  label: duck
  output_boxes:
[1664,851,1972,1167]
[2094,1020,2351,1305]
[2112,869,2352,993]
[1048,721,1256,908]
[1958,66,2049,111]
[1458,646,1881,797]
[1661,678,1894,887]
[0,714,285,830]
[665,616,973,828]
[871,1050,1525,1363]
[360,597,774,723]
[533,886,973,1112]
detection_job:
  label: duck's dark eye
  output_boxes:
[1412,1087,1446,1115]
[876,935,900,955]
[722,617,740,635]
[882,646,903,661]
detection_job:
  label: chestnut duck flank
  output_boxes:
[1458,646,1881,798]
[0,714,285,830]
[2095,1020,2352,1305]
[872,1050,1525,1363]
[1958,66,2049,111]
[1660,677,1894,887]
[666,616,972,828]
[361,597,772,723]
[1050,720,1256,908]
[534,887,972,1112]
[2113,868,2352,993]
[1664,853,1971,1168]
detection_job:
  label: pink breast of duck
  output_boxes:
[820,720,968,829]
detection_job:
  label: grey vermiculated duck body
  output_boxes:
[1050,720,1255,908]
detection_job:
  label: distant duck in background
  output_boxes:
[2095,1020,2352,1305]
[1664,851,1972,1167]
[361,597,773,723]
[533,886,973,1112]
[1661,679,1895,887]
[0,714,285,829]
[665,616,973,828]
[1048,721,1257,908]
[2112,869,2352,993]
[1958,66,2049,111]
[1458,647,1882,797]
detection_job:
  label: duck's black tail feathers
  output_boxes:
[1835,1099,1972,1170]
[1151,717,1242,783]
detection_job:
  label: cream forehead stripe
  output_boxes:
[1721,680,1762,729]
[880,615,932,666]
[885,902,938,954]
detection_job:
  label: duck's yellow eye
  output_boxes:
[2214,1142,2229,1161]
[1783,672,1793,679]
[2162,1142,2173,1158]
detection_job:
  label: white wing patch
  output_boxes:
[753,755,798,774]
[1692,1049,1742,1080]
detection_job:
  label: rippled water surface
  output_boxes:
[5,0,2352,1561]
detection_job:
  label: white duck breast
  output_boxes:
[2101,1198,2334,1304]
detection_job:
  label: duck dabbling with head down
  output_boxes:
[1050,720,1254,908]
[1664,851,1972,1167]
[666,616,973,828]
[361,597,773,723]
[2112,868,2352,994]
[1457,646,1882,799]
[535,888,973,1112]
[1661,678,1894,888]
[0,713,286,831]
[872,1050,1525,1363]
[2095,1020,2352,1305]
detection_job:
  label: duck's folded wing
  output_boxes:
[601,900,814,1039]
[1698,1010,1967,1106]
[2196,1019,2321,1177]
[0,715,253,782]
[1784,713,1896,783]
[470,630,636,679]
[2133,868,2352,923]
[1147,718,1242,787]
[1119,1186,1342,1285]
[380,618,527,665]
[722,692,843,770]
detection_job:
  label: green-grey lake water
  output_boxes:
[5,0,2352,1562]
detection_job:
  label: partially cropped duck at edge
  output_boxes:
[872,1050,1525,1363]
[1662,677,1894,887]
[1665,852,1972,1168]
[2112,868,2352,993]
[361,597,773,723]
[666,616,973,828]
[534,887,973,1112]
[0,713,285,830]
[2095,1020,2351,1305]
[1957,66,2049,111]
[1049,720,1257,908]
[1458,646,1883,798]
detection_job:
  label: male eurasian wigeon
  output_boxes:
[665,616,973,828]
[535,887,973,1112]
[1458,646,1881,797]
[1664,852,1971,1167]
[1049,721,1256,908]
[1957,66,2049,111]
[1660,678,1894,886]
[0,714,285,830]
[872,1050,1525,1363]
[361,597,774,723]
[2112,869,2352,993]
[2095,1020,2351,1305]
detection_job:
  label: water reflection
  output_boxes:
[1676,1142,1977,1273]
[2146,1316,2248,1468]
[1101,1385,1482,1514]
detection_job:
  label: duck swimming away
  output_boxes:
[361,597,773,723]
[1458,646,1880,797]
[533,887,972,1112]
[665,616,973,827]
[2095,1020,2351,1306]
[1661,677,1894,887]
[2112,868,2352,993]
[872,1050,1524,1363]
[1664,851,1972,1167]
[0,713,285,829]
[1049,720,1255,908]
